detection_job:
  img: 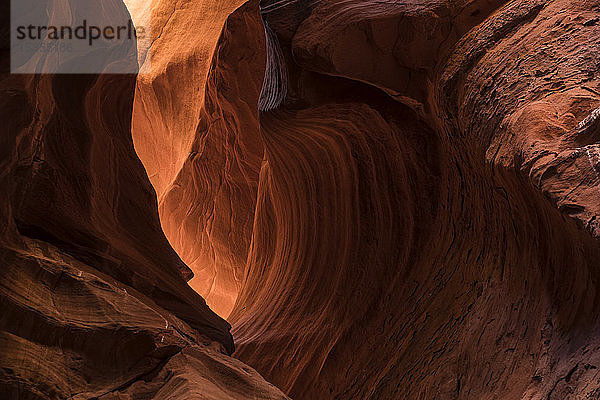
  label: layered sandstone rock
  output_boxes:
[233,1,600,398]
[131,0,263,317]
[0,242,286,400]
[137,0,600,399]
[131,0,249,197]
[6,0,600,399]
[157,1,266,318]
[0,1,287,398]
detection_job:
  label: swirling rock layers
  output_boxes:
[25,0,600,398]
[0,1,287,398]
[0,243,286,399]
[158,1,266,317]
[151,0,600,399]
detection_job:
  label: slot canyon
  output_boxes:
[2,0,600,399]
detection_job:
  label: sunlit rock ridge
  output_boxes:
[0,0,286,398]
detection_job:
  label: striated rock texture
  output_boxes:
[0,244,286,399]
[132,0,264,317]
[138,0,600,399]
[6,0,600,399]
[0,1,287,399]
[157,1,266,318]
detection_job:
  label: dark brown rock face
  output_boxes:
[0,1,287,399]
[140,0,600,399]
[5,0,600,399]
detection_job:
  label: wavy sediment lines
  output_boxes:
[258,21,288,111]
[0,0,289,397]
[231,99,433,396]
[0,241,288,399]
[159,1,266,317]
[222,0,600,398]
[80,0,600,397]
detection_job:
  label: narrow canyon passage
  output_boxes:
[131,0,600,398]
[0,0,285,398]
[2,0,600,399]
[129,0,262,318]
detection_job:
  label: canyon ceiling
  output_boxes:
[2,0,600,399]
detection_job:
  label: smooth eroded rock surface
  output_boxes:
[6,0,600,399]
[132,0,264,317]
[0,1,287,398]
[134,0,600,399]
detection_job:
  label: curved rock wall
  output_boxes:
[157,1,266,317]
[142,0,600,398]
[131,0,264,317]
[131,0,249,198]
[0,1,287,398]
[18,0,598,398]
